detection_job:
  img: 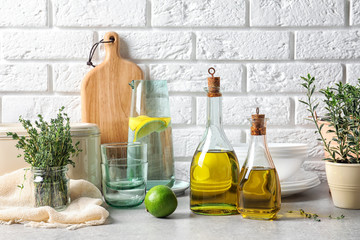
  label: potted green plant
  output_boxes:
[300,74,360,209]
[7,107,81,211]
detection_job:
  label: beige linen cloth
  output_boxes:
[0,168,109,230]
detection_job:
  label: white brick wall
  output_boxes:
[247,63,343,92]
[2,31,93,60]
[1,0,359,180]
[197,31,290,60]
[169,96,193,124]
[296,31,360,59]
[150,64,243,92]
[251,0,344,26]
[99,31,193,60]
[351,0,360,25]
[0,64,48,92]
[152,0,246,27]
[53,64,89,93]
[54,0,147,27]
[2,96,81,122]
[347,64,360,84]
[0,0,47,27]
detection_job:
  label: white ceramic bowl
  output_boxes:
[233,143,308,181]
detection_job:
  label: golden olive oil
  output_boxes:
[190,150,240,215]
[238,166,281,220]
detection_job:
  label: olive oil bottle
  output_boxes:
[190,68,240,215]
[238,108,281,220]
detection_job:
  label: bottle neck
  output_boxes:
[249,134,267,148]
[207,96,222,127]
[246,133,275,169]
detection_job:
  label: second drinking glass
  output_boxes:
[101,142,147,208]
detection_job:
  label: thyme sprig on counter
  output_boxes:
[288,209,345,222]
[329,214,345,220]
[299,209,321,222]
[288,209,321,222]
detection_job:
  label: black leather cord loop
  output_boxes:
[87,37,115,68]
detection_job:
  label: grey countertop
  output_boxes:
[0,183,359,240]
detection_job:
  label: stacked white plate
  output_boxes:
[234,143,308,181]
[281,169,321,197]
[234,143,321,197]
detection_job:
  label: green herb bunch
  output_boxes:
[7,107,81,210]
[300,74,360,163]
[7,106,81,168]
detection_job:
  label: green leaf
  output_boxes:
[311,86,316,95]
[313,103,319,110]
[299,100,309,105]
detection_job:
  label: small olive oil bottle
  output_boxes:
[190,68,240,216]
[238,108,281,220]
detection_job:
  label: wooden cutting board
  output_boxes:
[81,32,143,143]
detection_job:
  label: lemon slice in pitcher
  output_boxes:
[129,115,171,141]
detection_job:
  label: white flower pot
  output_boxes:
[325,161,360,209]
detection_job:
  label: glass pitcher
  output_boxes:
[128,80,175,189]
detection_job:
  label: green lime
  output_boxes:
[129,116,170,141]
[145,185,178,218]
[134,120,164,141]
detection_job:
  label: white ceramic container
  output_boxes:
[326,161,360,209]
[0,123,101,189]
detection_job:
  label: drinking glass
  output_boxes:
[128,80,175,189]
[101,142,147,208]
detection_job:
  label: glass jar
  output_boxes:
[32,166,70,211]
[67,123,101,189]
[0,123,102,190]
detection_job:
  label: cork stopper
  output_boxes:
[251,107,266,135]
[207,67,222,97]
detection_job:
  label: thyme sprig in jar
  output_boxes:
[7,107,81,211]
